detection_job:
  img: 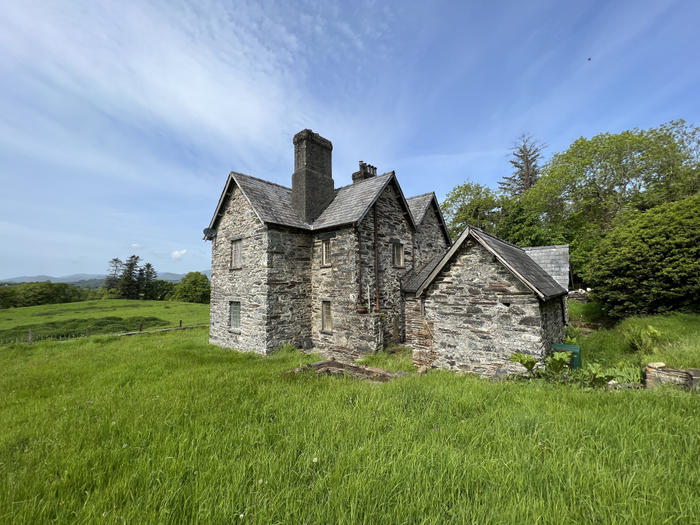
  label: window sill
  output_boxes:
[393,265,405,269]
[320,330,333,335]
[320,264,332,268]
[228,328,241,334]
[229,266,242,271]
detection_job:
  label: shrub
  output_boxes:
[584,194,700,318]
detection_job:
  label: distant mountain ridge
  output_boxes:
[0,270,212,286]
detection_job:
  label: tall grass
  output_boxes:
[579,312,700,369]
[2,329,700,523]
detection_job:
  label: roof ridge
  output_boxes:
[233,172,291,192]
[406,191,434,200]
[334,171,393,192]
[470,226,523,250]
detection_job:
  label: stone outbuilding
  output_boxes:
[403,226,568,377]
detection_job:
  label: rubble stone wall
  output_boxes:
[266,226,312,350]
[210,183,269,353]
[406,239,564,377]
[413,203,449,270]
[357,183,414,343]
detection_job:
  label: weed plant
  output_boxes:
[2,329,700,524]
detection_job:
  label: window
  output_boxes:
[421,296,426,316]
[230,301,240,330]
[322,239,331,266]
[322,301,332,331]
[231,239,242,268]
[392,243,404,267]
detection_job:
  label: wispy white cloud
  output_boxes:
[172,250,187,259]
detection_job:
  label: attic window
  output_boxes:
[231,239,242,268]
[392,243,404,267]
[322,239,331,266]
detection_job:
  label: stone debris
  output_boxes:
[645,362,700,390]
[286,358,409,382]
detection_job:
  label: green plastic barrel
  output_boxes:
[552,343,581,369]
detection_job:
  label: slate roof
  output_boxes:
[208,171,416,233]
[406,193,433,224]
[403,254,441,294]
[412,226,568,301]
[522,245,570,290]
[405,192,452,245]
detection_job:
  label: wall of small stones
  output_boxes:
[357,183,414,344]
[210,184,269,353]
[406,239,563,377]
[266,226,312,350]
[413,202,449,271]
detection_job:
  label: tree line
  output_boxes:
[0,257,211,309]
[104,256,210,304]
[441,120,700,318]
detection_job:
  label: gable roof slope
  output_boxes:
[208,171,417,233]
[414,226,567,300]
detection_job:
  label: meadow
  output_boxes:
[0,300,209,342]
[2,324,700,524]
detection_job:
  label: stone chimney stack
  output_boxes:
[352,161,377,184]
[292,129,335,223]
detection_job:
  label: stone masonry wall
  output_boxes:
[357,183,414,344]
[266,226,312,350]
[407,239,560,377]
[310,227,384,357]
[210,183,269,353]
[413,203,449,271]
[540,296,567,355]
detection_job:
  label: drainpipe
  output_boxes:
[356,224,362,305]
[374,203,380,312]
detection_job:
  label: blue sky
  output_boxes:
[1,0,698,279]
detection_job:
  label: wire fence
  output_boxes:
[0,322,210,346]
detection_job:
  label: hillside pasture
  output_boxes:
[0,300,209,342]
[2,328,700,524]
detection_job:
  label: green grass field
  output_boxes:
[0,300,209,342]
[2,328,700,524]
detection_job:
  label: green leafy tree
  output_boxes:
[441,179,502,238]
[172,272,211,304]
[524,120,700,281]
[584,194,700,318]
[498,134,546,197]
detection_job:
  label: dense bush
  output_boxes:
[172,272,211,304]
[584,194,700,318]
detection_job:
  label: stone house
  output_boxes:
[205,129,451,359]
[403,226,568,376]
[205,129,567,374]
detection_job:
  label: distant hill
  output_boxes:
[0,270,212,287]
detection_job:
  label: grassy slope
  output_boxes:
[2,329,700,524]
[0,300,209,340]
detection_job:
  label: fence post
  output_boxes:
[139,323,143,332]
[87,326,91,338]
[28,329,33,345]
[180,320,182,328]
